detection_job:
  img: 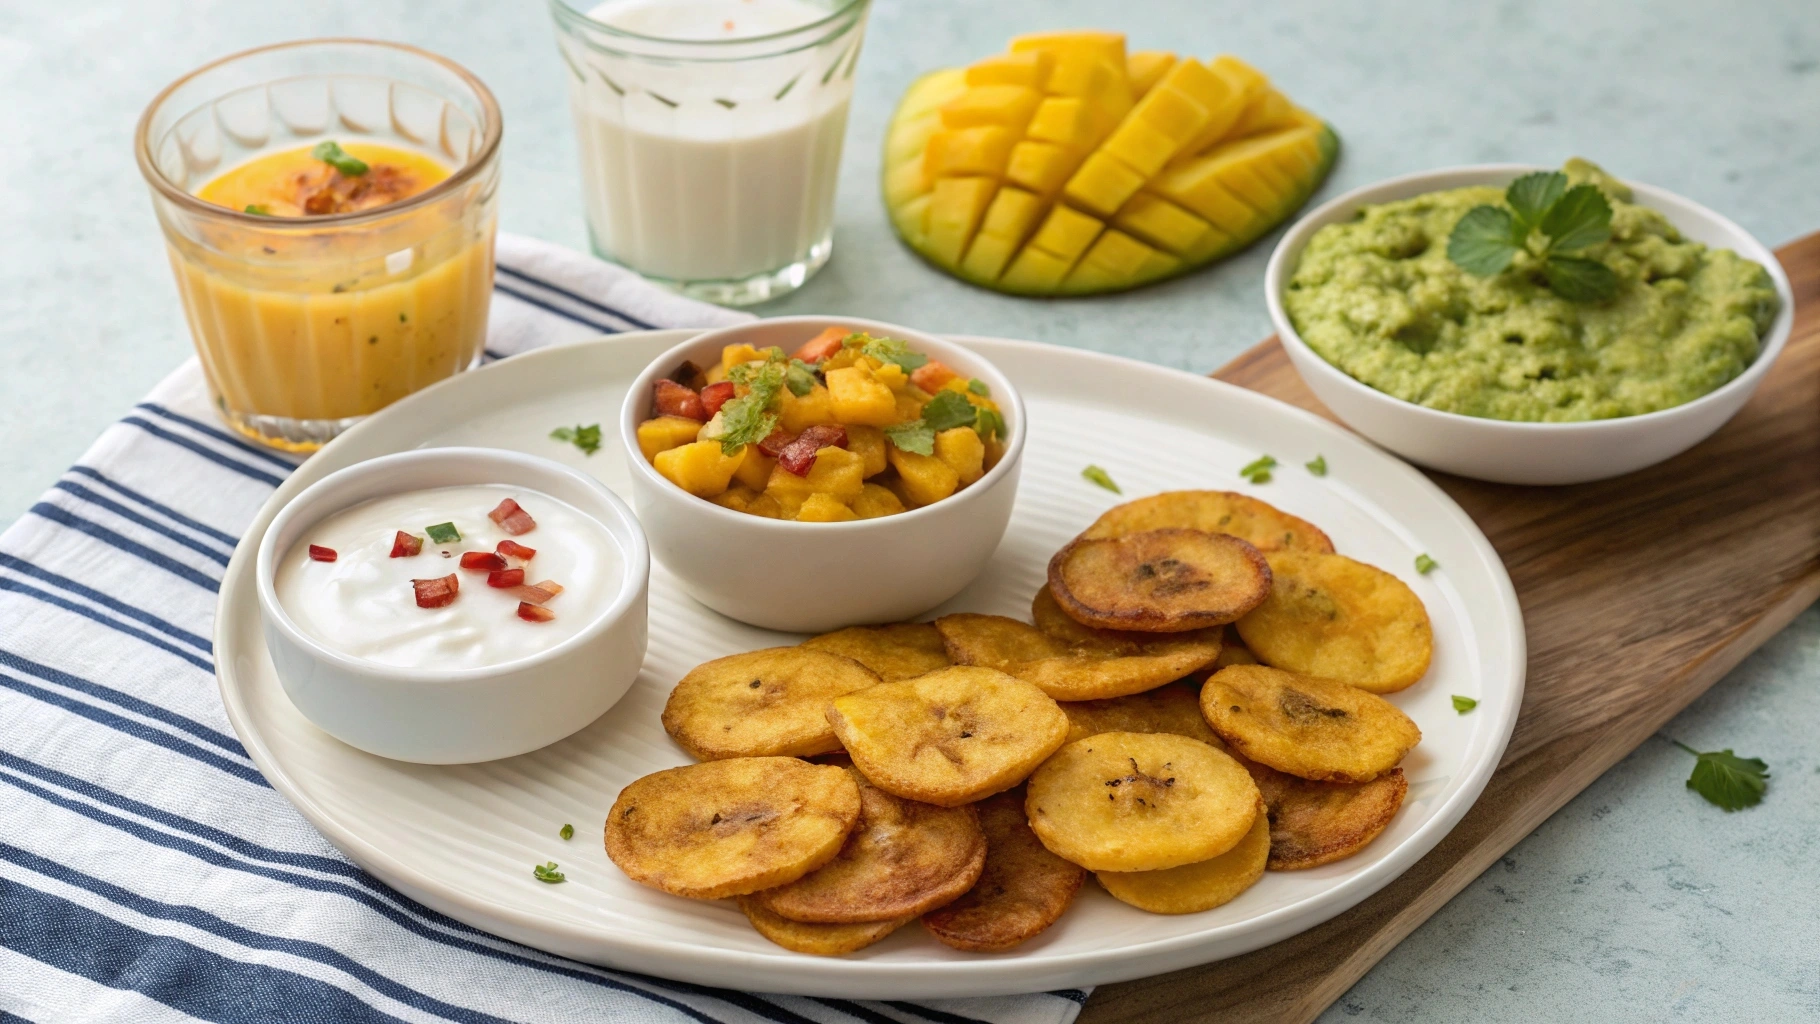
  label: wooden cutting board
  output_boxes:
[1078,231,1819,1024]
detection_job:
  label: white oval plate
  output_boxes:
[216,330,1525,998]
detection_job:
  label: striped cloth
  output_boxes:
[0,234,1091,1024]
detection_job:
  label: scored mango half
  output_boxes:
[883,32,1340,296]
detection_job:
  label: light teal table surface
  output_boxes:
[4,1,1817,1019]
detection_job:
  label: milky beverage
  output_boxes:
[572,0,853,282]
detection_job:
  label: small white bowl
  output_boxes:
[619,316,1026,633]
[1265,164,1795,485]
[256,448,650,764]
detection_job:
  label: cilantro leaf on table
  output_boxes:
[884,419,935,456]
[1081,465,1121,493]
[1446,171,1619,302]
[922,390,978,432]
[550,423,602,456]
[1452,695,1478,714]
[1306,454,1328,476]
[532,861,567,883]
[1672,740,1769,811]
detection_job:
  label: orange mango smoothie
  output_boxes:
[171,140,494,444]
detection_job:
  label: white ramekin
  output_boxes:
[1265,164,1795,485]
[255,447,650,763]
[619,315,1026,633]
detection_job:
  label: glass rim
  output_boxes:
[547,0,868,56]
[134,37,504,230]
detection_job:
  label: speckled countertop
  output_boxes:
[2,1,1816,1019]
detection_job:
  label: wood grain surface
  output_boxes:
[1078,231,1819,1024]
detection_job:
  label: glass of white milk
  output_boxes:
[547,0,870,305]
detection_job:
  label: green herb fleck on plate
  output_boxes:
[1240,455,1277,484]
[425,522,460,545]
[1306,454,1327,477]
[550,424,602,456]
[1415,553,1438,574]
[1082,465,1121,493]
[1673,741,1769,811]
[311,140,369,177]
[532,861,567,883]
[559,823,574,841]
[1452,695,1478,714]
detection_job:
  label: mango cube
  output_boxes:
[1063,150,1149,216]
[965,50,1052,91]
[887,446,962,507]
[1004,141,1079,197]
[923,176,999,267]
[778,383,836,433]
[1114,193,1218,255]
[941,85,1044,132]
[654,441,743,498]
[851,483,908,519]
[720,343,766,374]
[733,449,775,491]
[1126,51,1178,98]
[999,245,1077,292]
[1101,116,1180,178]
[711,485,762,513]
[845,425,889,477]
[923,125,1015,180]
[795,492,858,522]
[637,415,706,462]
[765,446,866,515]
[934,427,986,486]
[872,361,909,392]
[825,365,900,427]
[1028,204,1105,261]
[1026,97,1101,149]
[1065,230,1181,291]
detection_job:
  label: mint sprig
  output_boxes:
[1446,170,1618,303]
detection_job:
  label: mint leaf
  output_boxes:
[1539,183,1612,252]
[1305,454,1327,477]
[1415,553,1438,574]
[785,359,819,397]
[1082,465,1121,493]
[1240,454,1278,484]
[1503,171,1566,233]
[1673,740,1769,811]
[1543,254,1619,303]
[532,861,567,883]
[923,390,977,432]
[550,423,601,456]
[1447,205,1522,276]
[311,140,369,177]
[884,419,935,456]
[1451,695,1478,714]
[967,379,990,396]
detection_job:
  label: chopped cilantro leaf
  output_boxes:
[1672,740,1769,811]
[716,360,785,454]
[1415,553,1438,574]
[559,823,574,840]
[311,140,369,176]
[923,390,977,432]
[1240,455,1277,484]
[1082,465,1121,493]
[975,407,1006,443]
[1306,454,1327,476]
[425,522,460,544]
[884,419,935,456]
[1452,695,1478,714]
[845,332,929,372]
[786,358,819,397]
[967,378,990,396]
[550,423,602,456]
[532,861,567,883]
[243,204,272,216]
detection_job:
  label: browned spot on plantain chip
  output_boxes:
[738,896,913,955]
[936,612,1219,702]
[750,766,985,923]
[1240,756,1409,870]
[1082,490,1334,553]
[1061,682,1225,750]
[827,666,1069,807]
[801,622,953,682]
[1200,665,1420,784]
[923,788,1085,952]
[605,757,860,900]
[662,648,881,760]
[1049,529,1272,632]
[1235,550,1432,693]
[1096,796,1270,913]
[1026,732,1260,872]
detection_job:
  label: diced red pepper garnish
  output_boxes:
[517,602,556,623]
[793,326,851,364]
[777,424,848,476]
[507,580,564,604]
[911,361,959,393]
[307,545,338,562]
[460,551,507,572]
[488,568,526,588]
[495,539,536,561]
[388,531,423,558]
[653,379,706,421]
[488,498,536,536]
[700,381,737,417]
[413,574,459,608]
[757,427,797,458]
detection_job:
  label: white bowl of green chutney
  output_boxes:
[1266,162,1794,486]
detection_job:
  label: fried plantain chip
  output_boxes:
[1025,732,1260,872]
[1200,665,1420,784]
[1082,490,1334,554]
[1061,682,1225,750]
[922,788,1086,952]
[1048,529,1272,632]
[1234,550,1432,693]
[1212,629,1260,669]
[738,896,913,955]
[1096,797,1270,913]
[801,622,952,682]
[826,667,1069,807]
[1237,754,1407,870]
[662,648,882,760]
[937,613,1220,702]
[605,757,861,900]
[750,767,986,923]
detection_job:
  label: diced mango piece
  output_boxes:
[825,365,900,427]
[941,85,1044,132]
[733,449,775,491]
[1175,55,1265,156]
[959,233,1018,282]
[1027,203,1105,261]
[887,446,962,507]
[1043,55,1131,123]
[1150,156,1263,235]
[778,382,836,433]
[924,125,1015,179]
[765,446,866,515]
[1230,86,1297,139]
[966,50,1053,91]
[1005,141,1080,197]
[1195,127,1320,213]
[1065,230,1181,291]
[872,362,909,393]
[720,343,765,373]
[884,157,932,208]
[1126,51,1178,98]
[886,112,942,167]
[851,483,908,519]
[1114,193,1218,255]
[1101,115,1181,177]
[1063,150,1149,217]
[745,493,783,519]
[654,441,744,498]
[999,245,1077,292]
[894,389,930,422]
[922,176,999,267]
[711,485,762,513]
[1026,97,1101,149]
[1009,30,1127,67]
[899,68,968,120]
[845,425,888,477]
[637,415,705,462]
[795,492,859,522]
[977,185,1046,241]
[890,192,932,248]
[934,427,986,486]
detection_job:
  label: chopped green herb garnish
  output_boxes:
[843,333,928,373]
[559,823,574,841]
[1082,465,1121,493]
[243,204,272,216]
[922,390,978,432]
[425,522,460,545]
[1672,740,1769,811]
[1415,553,1438,574]
[532,861,567,883]
[967,379,990,396]
[1452,695,1478,714]
[1306,454,1327,477]
[975,407,1006,443]
[550,423,602,456]
[785,359,819,397]
[884,419,936,456]
[715,359,786,454]
[311,140,369,177]
[1447,170,1618,302]
[1240,455,1278,484]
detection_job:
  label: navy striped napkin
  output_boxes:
[0,233,1091,1024]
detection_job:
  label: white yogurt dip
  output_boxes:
[275,484,621,670]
